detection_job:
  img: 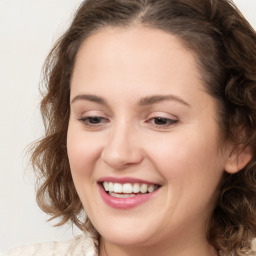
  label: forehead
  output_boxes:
[72,26,203,92]
[70,26,212,112]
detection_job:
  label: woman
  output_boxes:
[7,0,256,255]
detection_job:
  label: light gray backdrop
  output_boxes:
[0,0,255,254]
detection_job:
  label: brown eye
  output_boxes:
[88,117,105,124]
[79,116,108,126]
[151,117,177,126]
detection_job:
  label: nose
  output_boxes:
[101,124,144,170]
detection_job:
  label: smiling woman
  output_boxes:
[6,0,256,256]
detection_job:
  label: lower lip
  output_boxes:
[98,184,159,210]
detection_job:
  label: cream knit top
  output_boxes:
[3,234,256,256]
[2,232,98,256]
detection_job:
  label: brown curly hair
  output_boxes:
[31,0,256,255]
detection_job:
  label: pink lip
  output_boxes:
[97,176,157,185]
[97,182,160,210]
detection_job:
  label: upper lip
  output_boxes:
[97,176,160,185]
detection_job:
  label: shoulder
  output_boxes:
[5,232,97,256]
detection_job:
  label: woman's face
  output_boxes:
[67,26,232,248]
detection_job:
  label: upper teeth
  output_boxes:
[103,182,157,194]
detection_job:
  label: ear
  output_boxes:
[225,145,253,174]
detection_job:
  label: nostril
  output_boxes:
[101,150,143,170]
[100,132,144,169]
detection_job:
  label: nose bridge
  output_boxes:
[101,118,143,169]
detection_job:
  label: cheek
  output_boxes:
[67,127,103,177]
[67,127,104,211]
[146,130,224,184]
[148,132,225,217]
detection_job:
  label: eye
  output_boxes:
[148,117,178,127]
[78,116,109,126]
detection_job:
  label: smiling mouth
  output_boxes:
[101,182,160,198]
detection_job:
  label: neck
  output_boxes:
[99,236,219,256]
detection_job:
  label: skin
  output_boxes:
[67,26,250,256]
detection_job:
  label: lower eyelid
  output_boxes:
[150,117,177,123]
[78,116,109,125]
[77,115,177,126]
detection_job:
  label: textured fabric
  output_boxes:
[4,234,256,255]
[4,232,97,256]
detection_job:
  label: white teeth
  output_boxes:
[109,192,136,198]
[123,183,133,193]
[108,182,114,192]
[102,182,158,194]
[148,184,155,193]
[140,184,148,193]
[113,183,123,193]
[103,182,109,191]
[133,183,140,193]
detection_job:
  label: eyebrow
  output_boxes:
[138,95,191,107]
[71,94,190,107]
[71,94,107,105]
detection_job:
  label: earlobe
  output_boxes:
[225,145,253,174]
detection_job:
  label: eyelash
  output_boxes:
[78,115,178,129]
[78,116,109,126]
[147,117,178,128]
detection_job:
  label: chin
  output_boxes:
[91,215,159,246]
[101,228,154,246]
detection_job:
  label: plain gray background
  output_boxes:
[0,0,255,254]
